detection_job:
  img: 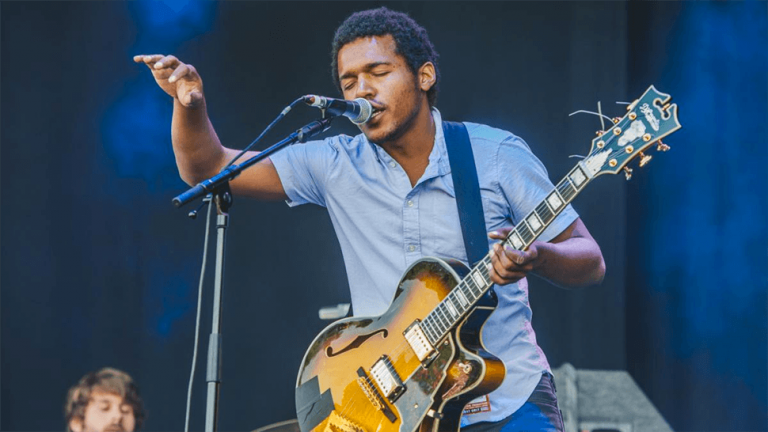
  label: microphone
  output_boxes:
[304,95,373,125]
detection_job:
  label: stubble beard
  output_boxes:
[366,85,424,146]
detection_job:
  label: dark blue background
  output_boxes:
[1,2,765,431]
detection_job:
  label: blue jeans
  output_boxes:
[462,373,565,432]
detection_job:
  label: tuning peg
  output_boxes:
[623,166,633,181]
[612,117,621,124]
[657,141,670,152]
[639,152,653,167]
[595,130,604,136]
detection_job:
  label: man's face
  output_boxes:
[337,35,428,144]
[69,391,136,432]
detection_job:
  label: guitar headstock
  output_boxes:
[581,85,681,179]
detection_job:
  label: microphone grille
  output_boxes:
[351,98,373,125]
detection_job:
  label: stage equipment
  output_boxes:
[304,95,373,124]
[175,98,363,432]
[295,86,682,432]
[552,364,672,432]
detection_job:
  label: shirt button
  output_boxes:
[407,200,414,207]
[408,245,416,252]
[389,162,396,168]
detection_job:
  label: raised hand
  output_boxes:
[133,54,204,108]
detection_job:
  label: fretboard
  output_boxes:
[419,163,591,345]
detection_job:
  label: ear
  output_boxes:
[69,418,84,432]
[417,62,436,92]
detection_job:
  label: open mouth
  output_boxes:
[370,108,384,119]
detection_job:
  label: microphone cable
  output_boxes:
[185,194,213,432]
[224,96,305,168]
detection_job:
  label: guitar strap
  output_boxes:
[442,121,488,267]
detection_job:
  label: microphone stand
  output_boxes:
[173,115,335,432]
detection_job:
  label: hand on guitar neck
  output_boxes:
[487,218,605,289]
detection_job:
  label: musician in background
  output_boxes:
[135,7,604,431]
[65,367,145,432]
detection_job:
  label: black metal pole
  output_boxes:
[204,184,231,432]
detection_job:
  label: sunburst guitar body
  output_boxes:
[296,257,504,432]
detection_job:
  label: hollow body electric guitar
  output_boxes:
[295,86,682,432]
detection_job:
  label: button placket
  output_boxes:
[403,191,420,260]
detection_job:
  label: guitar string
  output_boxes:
[337,252,496,422]
[360,251,497,375]
[366,195,566,367]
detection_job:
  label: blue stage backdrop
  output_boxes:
[627,1,768,430]
[0,2,765,431]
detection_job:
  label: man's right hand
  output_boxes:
[133,54,204,108]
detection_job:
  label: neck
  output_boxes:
[379,101,436,186]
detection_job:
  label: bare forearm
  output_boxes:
[171,98,231,185]
[532,237,605,289]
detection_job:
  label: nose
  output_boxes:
[108,406,124,424]
[354,75,375,100]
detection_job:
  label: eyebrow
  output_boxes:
[339,62,392,82]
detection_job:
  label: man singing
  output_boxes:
[135,7,604,431]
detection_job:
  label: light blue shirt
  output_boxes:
[270,109,578,425]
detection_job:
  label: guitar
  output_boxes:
[295,85,682,432]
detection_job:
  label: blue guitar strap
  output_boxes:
[442,121,488,267]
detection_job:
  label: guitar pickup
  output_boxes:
[356,367,397,423]
[404,321,436,363]
[370,356,405,403]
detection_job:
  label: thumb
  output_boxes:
[488,227,513,240]
[180,89,203,107]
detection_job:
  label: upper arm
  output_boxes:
[222,148,289,201]
[549,218,595,244]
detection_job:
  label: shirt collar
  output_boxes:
[365,107,452,178]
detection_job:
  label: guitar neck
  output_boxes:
[419,162,593,346]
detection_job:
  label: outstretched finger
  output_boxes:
[135,54,164,65]
[154,55,180,70]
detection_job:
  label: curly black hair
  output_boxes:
[331,7,440,106]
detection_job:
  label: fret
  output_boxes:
[568,166,587,190]
[436,306,451,328]
[507,230,524,250]
[477,263,491,285]
[444,299,459,319]
[461,283,477,303]
[440,303,456,325]
[566,184,577,200]
[526,213,543,233]
[428,312,442,334]
[557,180,575,202]
[536,201,554,225]
[455,287,469,307]
[449,293,465,315]
[423,318,438,342]
[471,271,487,290]
[542,195,555,214]
[466,275,482,296]
[517,221,534,244]
[547,190,564,211]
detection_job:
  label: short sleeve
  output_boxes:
[496,136,579,242]
[269,138,339,207]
